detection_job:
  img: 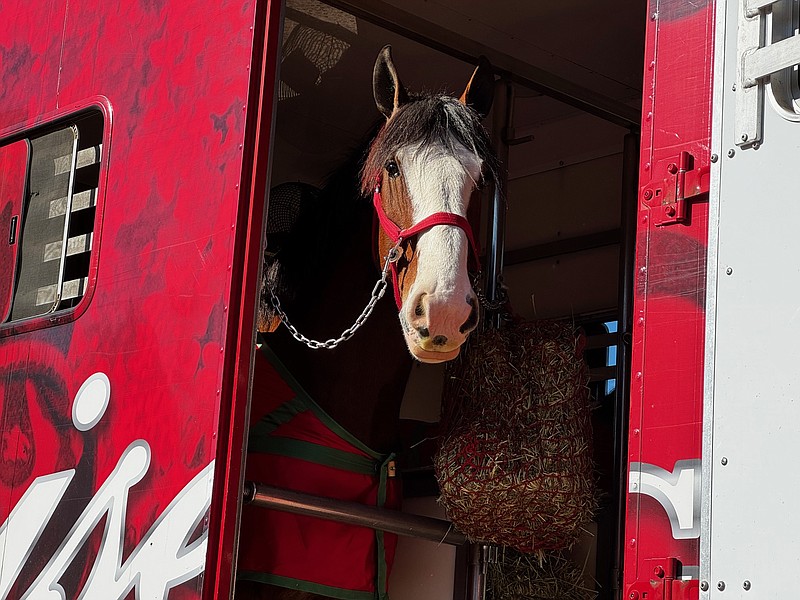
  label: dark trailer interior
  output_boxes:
[245,0,646,598]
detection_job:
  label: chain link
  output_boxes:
[471,271,508,311]
[267,245,398,350]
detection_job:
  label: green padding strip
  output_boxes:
[375,529,389,600]
[256,336,315,405]
[256,340,384,461]
[248,435,378,475]
[249,394,307,440]
[238,572,377,600]
[378,454,394,507]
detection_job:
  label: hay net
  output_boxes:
[434,319,596,552]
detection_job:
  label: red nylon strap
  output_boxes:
[372,185,481,308]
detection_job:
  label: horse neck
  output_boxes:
[268,194,412,454]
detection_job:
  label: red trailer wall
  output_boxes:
[0,1,278,598]
[625,0,714,597]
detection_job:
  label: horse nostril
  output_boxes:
[459,299,479,334]
[432,335,448,346]
[417,327,430,338]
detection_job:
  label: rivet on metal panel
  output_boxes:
[644,162,651,171]
[718,581,726,591]
[651,11,658,19]
[633,428,640,436]
[637,317,644,326]
[721,456,728,465]
[727,148,736,158]
[629,592,640,600]
[664,205,676,217]
[726,267,733,275]
[643,189,653,200]
[741,133,748,143]
[629,538,636,547]
[711,153,718,162]
[645,112,653,121]
[642,215,649,223]
[700,580,709,591]
[732,83,737,92]
[635,371,642,380]
[743,580,751,590]
[653,565,665,578]
[649,61,655,70]
[667,163,678,174]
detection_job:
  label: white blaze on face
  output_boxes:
[396,140,482,362]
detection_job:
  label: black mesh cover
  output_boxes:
[265,182,319,255]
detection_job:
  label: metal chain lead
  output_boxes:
[269,243,505,349]
[268,243,400,350]
[471,271,508,311]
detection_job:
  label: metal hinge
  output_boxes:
[626,558,699,600]
[642,151,708,226]
[736,0,800,147]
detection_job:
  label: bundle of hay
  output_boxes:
[434,320,595,551]
[487,549,597,600]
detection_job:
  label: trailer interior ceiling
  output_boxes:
[262,0,646,597]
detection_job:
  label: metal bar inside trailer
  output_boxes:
[244,482,468,546]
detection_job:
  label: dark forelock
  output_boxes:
[361,95,498,194]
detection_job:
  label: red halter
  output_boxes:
[372,182,481,308]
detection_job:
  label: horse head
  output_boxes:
[363,46,497,364]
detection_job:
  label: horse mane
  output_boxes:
[360,94,499,194]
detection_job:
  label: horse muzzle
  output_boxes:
[399,291,478,363]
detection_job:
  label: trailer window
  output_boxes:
[1,111,103,326]
[584,319,619,400]
[603,321,618,395]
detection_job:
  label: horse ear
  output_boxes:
[373,45,408,118]
[459,56,495,118]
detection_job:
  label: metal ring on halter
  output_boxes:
[387,241,403,263]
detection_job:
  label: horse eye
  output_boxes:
[385,161,401,178]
